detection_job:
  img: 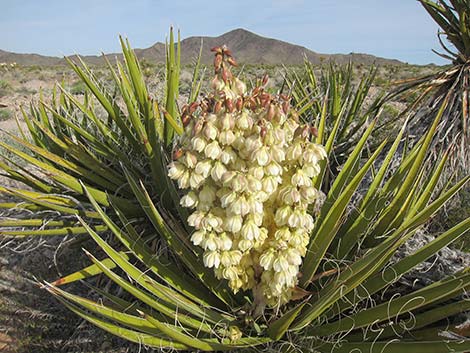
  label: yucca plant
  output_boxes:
[1,33,470,352]
[282,61,391,187]
[389,0,470,169]
[0,29,192,238]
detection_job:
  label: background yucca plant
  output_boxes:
[282,61,392,188]
[389,0,470,170]
[1,31,470,352]
[0,29,195,238]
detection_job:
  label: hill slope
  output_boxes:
[0,29,403,66]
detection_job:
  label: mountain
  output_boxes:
[0,29,403,66]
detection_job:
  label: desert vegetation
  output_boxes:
[0,1,469,352]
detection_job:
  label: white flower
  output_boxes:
[274,227,291,241]
[288,208,304,228]
[203,250,220,268]
[219,113,234,130]
[219,189,237,208]
[249,166,264,179]
[191,136,206,152]
[241,220,260,241]
[211,161,227,182]
[286,248,302,266]
[189,172,205,189]
[183,152,198,168]
[178,170,191,189]
[195,160,212,178]
[223,266,239,281]
[238,239,253,252]
[201,213,222,231]
[203,123,218,140]
[219,130,236,145]
[247,197,263,214]
[237,112,253,130]
[275,205,292,226]
[224,215,243,233]
[271,145,286,163]
[291,169,312,187]
[247,176,262,192]
[279,186,301,205]
[253,146,270,166]
[231,174,247,193]
[202,232,218,251]
[168,162,185,180]
[228,195,250,216]
[190,230,206,246]
[259,249,276,270]
[220,148,237,165]
[273,255,289,272]
[217,232,233,251]
[265,162,282,176]
[286,141,303,161]
[262,176,279,194]
[300,186,319,203]
[188,211,205,229]
[180,191,198,208]
[205,141,222,160]
[220,251,233,267]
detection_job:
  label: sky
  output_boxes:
[0,0,450,65]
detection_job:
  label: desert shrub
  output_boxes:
[0,80,12,97]
[0,108,12,121]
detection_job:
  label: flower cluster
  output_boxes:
[168,46,326,306]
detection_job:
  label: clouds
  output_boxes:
[0,0,447,64]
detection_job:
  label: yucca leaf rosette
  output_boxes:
[168,46,326,310]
